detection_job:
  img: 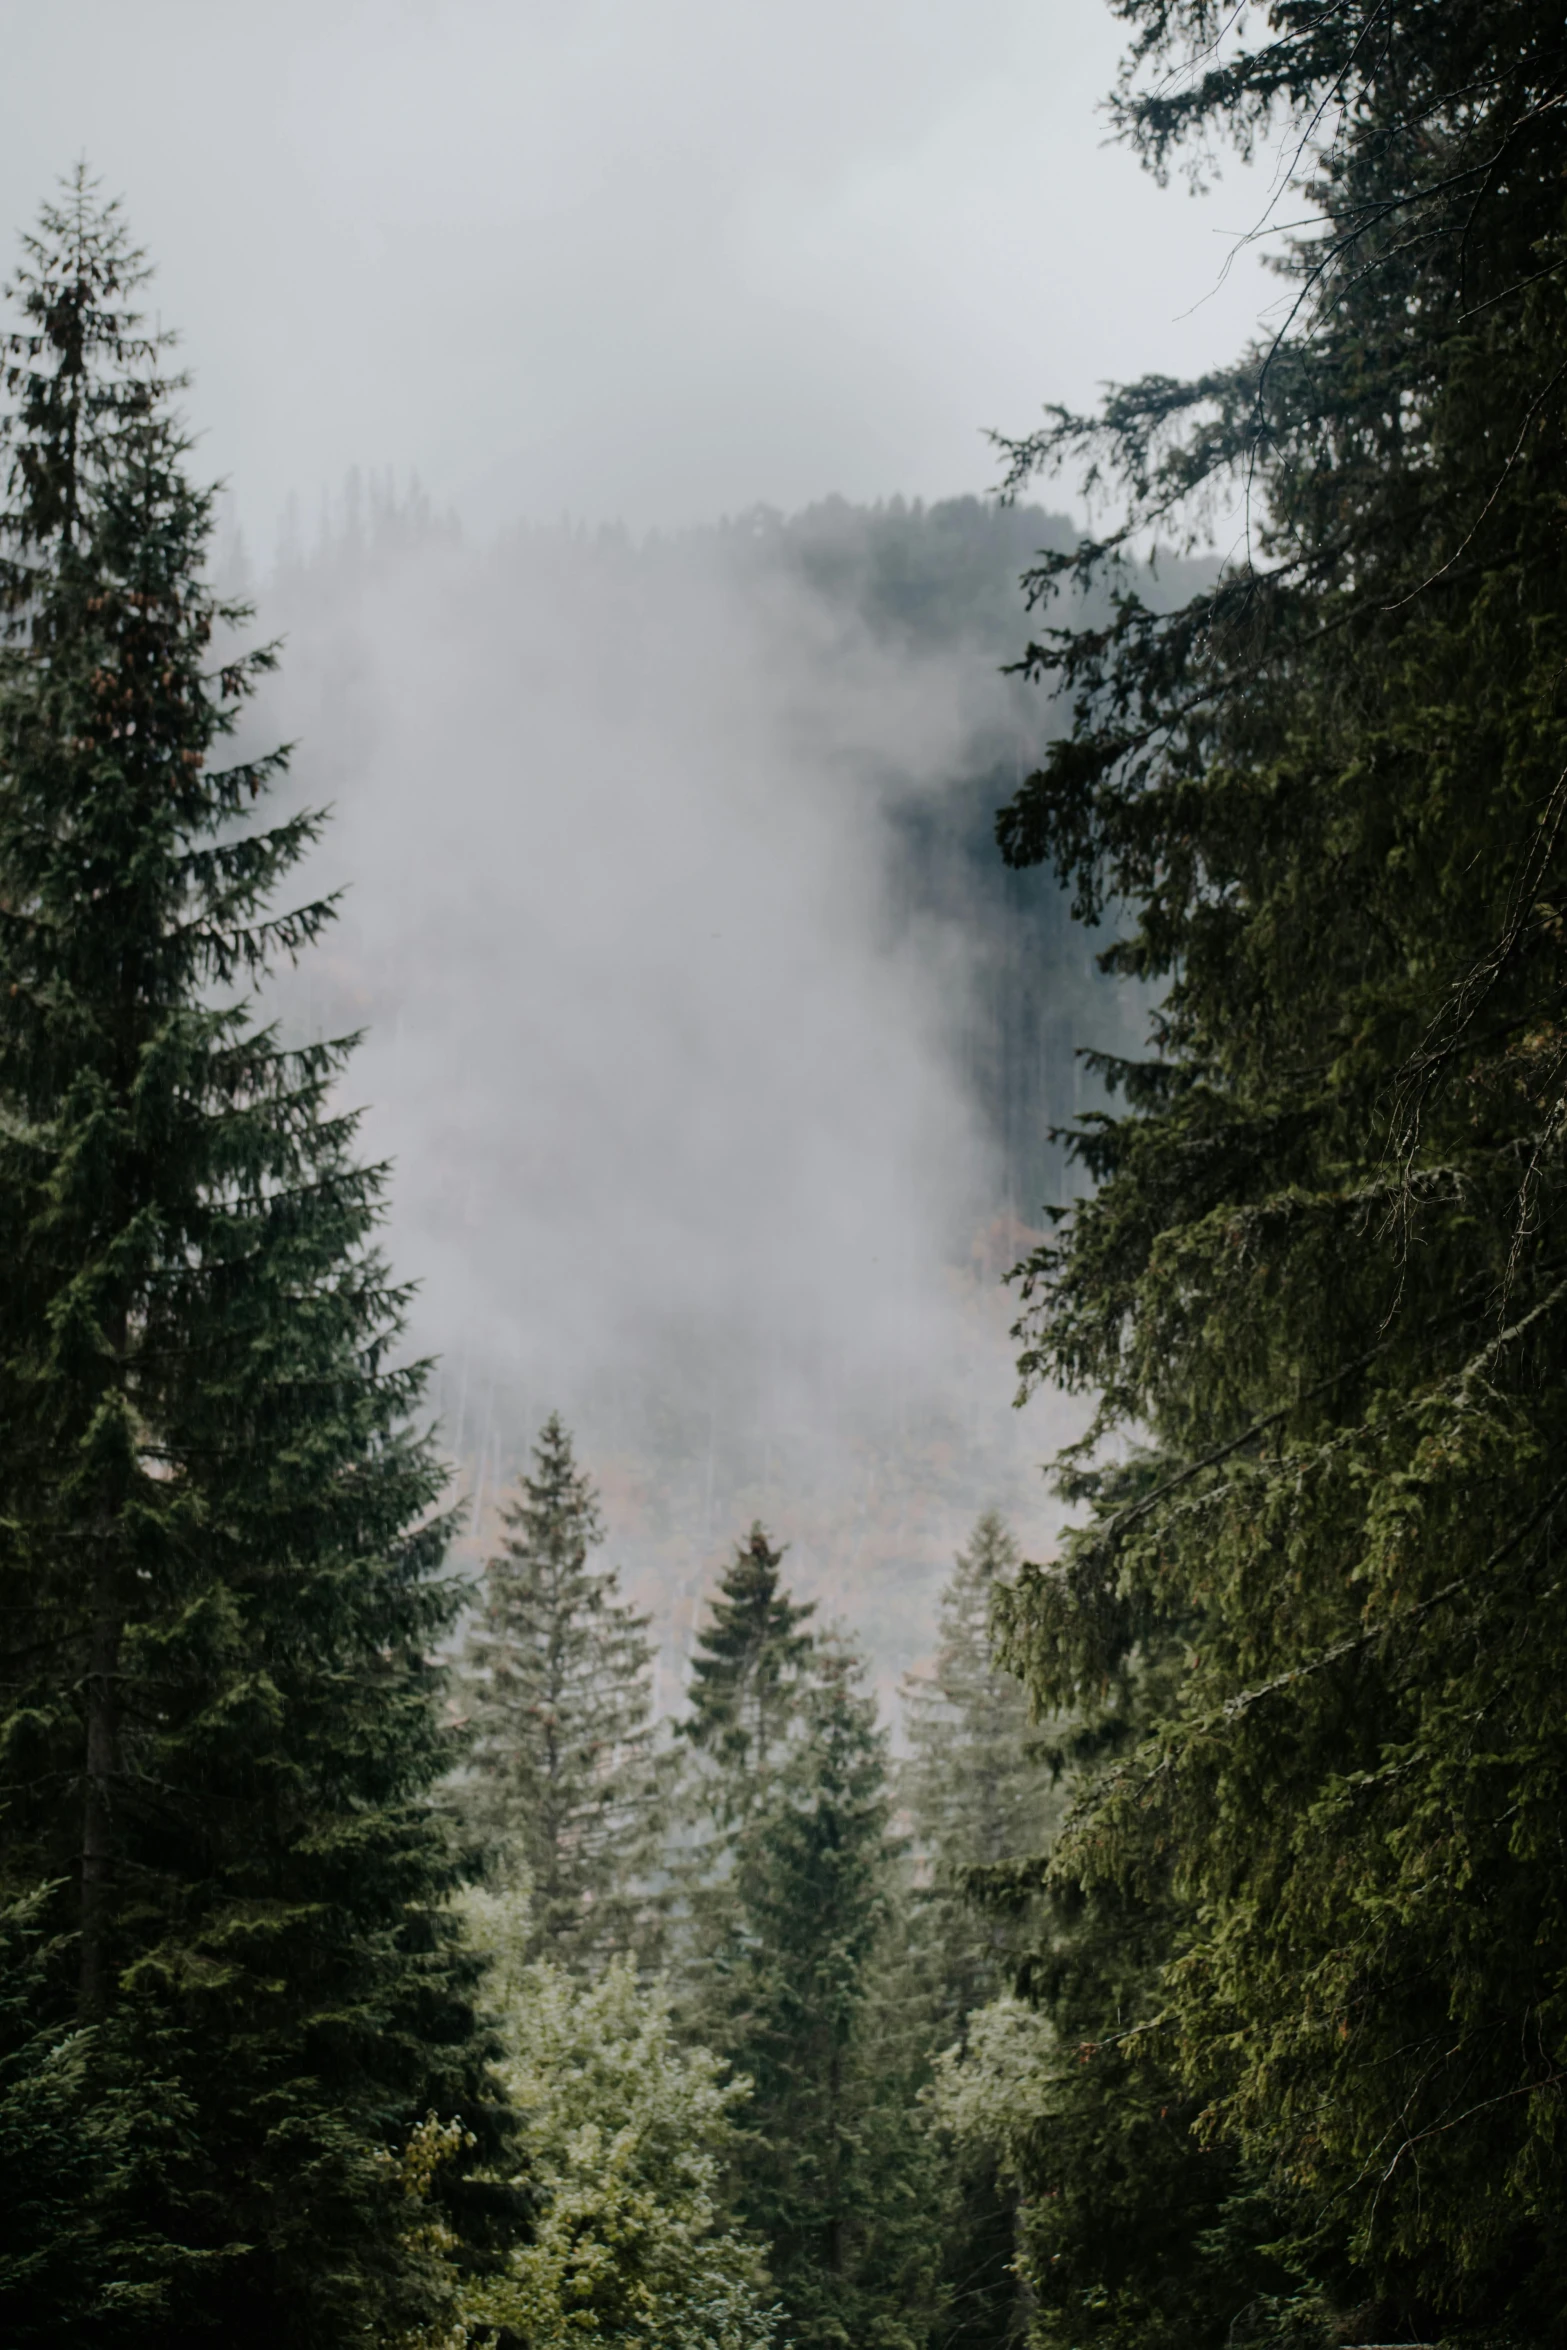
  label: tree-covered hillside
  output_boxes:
[253,484,1160,1692]
[722,493,1214,1225]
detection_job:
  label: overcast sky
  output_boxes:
[0,0,1278,550]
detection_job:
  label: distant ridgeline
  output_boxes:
[712,493,1195,1235]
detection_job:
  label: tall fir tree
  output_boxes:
[684,1521,816,1820]
[986,1,1567,2340]
[718,1634,941,2350]
[458,1412,663,1968]
[0,176,506,2345]
[674,1522,819,2010]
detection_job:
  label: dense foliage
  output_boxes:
[989,2,1567,2340]
[0,176,505,2344]
[16,0,1567,2334]
[454,1884,778,2350]
[939,1721,1316,2350]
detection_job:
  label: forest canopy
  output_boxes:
[3,1,1567,2344]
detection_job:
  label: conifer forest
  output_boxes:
[5,2,1567,2344]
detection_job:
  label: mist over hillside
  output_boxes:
[243,488,1164,1695]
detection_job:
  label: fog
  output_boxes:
[247,495,1130,1691]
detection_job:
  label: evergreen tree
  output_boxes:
[719,1635,940,2350]
[988,2,1567,2339]
[902,1513,1065,2350]
[459,1413,662,1968]
[0,176,505,2344]
[684,1522,816,1816]
[454,1882,780,2350]
[674,1522,819,2013]
[938,1603,1322,2350]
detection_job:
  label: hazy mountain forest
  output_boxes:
[3,2,1567,2346]
[252,479,1184,1706]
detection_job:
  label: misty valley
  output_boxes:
[250,485,1172,1704]
[4,6,1567,2349]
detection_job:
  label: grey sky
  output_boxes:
[1,0,1274,547]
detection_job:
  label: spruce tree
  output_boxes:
[0,175,504,2345]
[684,1521,816,1817]
[459,1412,662,1968]
[987,2,1567,2338]
[675,1521,818,2012]
[719,1635,940,2350]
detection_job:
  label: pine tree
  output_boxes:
[674,1522,818,2012]
[987,2,1567,2338]
[684,1521,816,1817]
[0,175,506,2345]
[719,1635,940,2350]
[459,1413,663,1968]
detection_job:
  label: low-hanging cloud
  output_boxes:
[247,494,1110,1692]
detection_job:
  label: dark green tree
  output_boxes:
[943,1586,1321,2350]
[459,1412,663,1968]
[720,1634,940,2350]
[674,1523,817,2016]
[987,2,1567,2340]
[0,175,506,2345]
[676,1522,820,2021]
[684,1521,816,1818]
